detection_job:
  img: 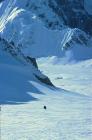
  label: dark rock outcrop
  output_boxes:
[34,74,54,87]
[26,56,38,69]
[48,0,92,35]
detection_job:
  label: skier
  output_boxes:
[44,106,47,110]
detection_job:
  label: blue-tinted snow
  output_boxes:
[0,0,92,60]
[84,0,92,15]
[0,1,92,139]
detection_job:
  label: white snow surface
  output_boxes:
[0,1,92,139]
[37,57,92,97]
[1,88,92,140]
[1,57,92,140]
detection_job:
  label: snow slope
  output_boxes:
[1,79,92,140]
[0,42,53,104]
[0,46,92,139]
[1,43,91,139]
[1,42,92,139]
[0,1,92,139]
[37,57,92,97]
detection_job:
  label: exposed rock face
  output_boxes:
[24,0,92,35]
[0,0,4,2]
[26,56,38,69]
[34,74,54,87]
[0,36,37,68]
[23,0,92,53]
[48,0,92,35]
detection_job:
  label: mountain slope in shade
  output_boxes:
[0,37,53,104]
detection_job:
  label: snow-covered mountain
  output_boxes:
[0,1,92,139]
[0,0,92,104]
[0,36,53,104]
[0,0,92,60]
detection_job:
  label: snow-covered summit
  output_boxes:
[0,0,92,60]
